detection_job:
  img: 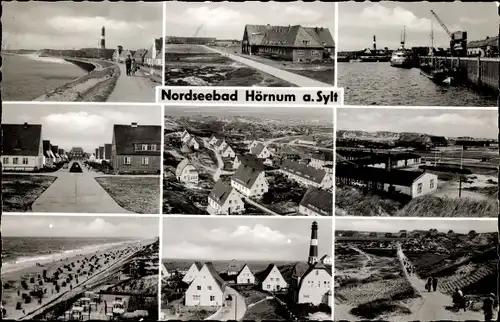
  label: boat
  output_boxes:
[419,21,449,85]
[390,27,414,68]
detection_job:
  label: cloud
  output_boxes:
[43,112,108,134]
[48,16,137,33]
[410,113,487,129]
[207,224,304,246]
[169,6,251,28]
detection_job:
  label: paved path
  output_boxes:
[206,287,246,321]
[107,63,156,102]
[31,161,132,213]
[202,46,331,87]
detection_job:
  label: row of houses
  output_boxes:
[112,37,163,67]
[88,144,112,164]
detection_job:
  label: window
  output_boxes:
[430,179,435,189]
[315,270,319,276]
[124,157,131,165]
[417,183,423,194]
[197,285,201,290]
[208,286,212,290]
[3,157,8,164]
[150,144,157,151]
[13,157,19,165]
[210,296,215,301]
[141,157,149,165]
[23,158,29,165]
[312,51,320,56]
[142,144,148,151]
[193,295,200,300]
[297,50,305,56]
[302,40,310,45]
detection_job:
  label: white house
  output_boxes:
[231,165,269,198]
[175,159,199,185]
[257,264,288,292]
[320,255,332,266]
[299,187,333,216]
[250,142,272,159]
[280,160,332,190]
[207,179,245,215]
[309,151,334,170]
[290,262,332,306]
[184,262,225,307]
[43,140,55,167]
[162,263,171,280]
[220,144,236,158]
[294,136,316,145]
[247,140,262,151]
[181,130,193,143]
[89,153,96,162]
[182,262,204,284]
[3,123,44,172]
[236,264,255,285]
[209,136,220,146]
[186,137,202,151]
[214,138,228,152]
[233,154,265,170]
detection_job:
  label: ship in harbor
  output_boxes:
[390,27,414,68]
[358,35,391,62]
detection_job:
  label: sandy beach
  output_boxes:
[1,239,152,320]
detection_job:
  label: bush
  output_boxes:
[16,302,22,310]
[21,281,29,290]
[24,295,32,304]
[30,277,35,284]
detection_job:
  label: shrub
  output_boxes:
[24,295,32,304]
[16,302,22,310]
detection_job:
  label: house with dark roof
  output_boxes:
[280,160,332,190]
[214,138,228,152]
[185,262,226,307]
[236,264,255,285]
[43,140,55,167]
[98,146,105,163]
[133,48,149,65]
[294,135,316,145]
[320,255,332,265]
[336,164,438,198]
[57,148,67,162]
[288,261,332,306]
[207,179,244,215]
[51,145,61,163]
[255,264,288,292]
[175,159,199,186]
[247,140,263,151]
[299,187,333,216]
[250,142,272,160]
[68,147,85,159]
[186,136,203,151]
[2,123,44,172]
[309,151,334,170]
[242,24,335,63]
[145,37,163,67]
[220,144,236,158]
[231,164,269,197]
[467,36,498,57]
[233,154,266,171]
[104,144,112,162]
[111,122,161,174]
[182,262,204,284]
[180,130,193,143]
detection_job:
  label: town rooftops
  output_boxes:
[300,187,333,216]
[176,158,196,175]
[244,24,334,48]
[468,36,499,48]
[336,164,428,186]
[236,154,266,170]
[311,151,334,162]
[232,164,264,189]
[215,138,226,147]
[222,144,233,153]
[205,262,226,292]
[3,123,42,156]
[280,160,327,184]
[250,142,267,156]
[113,124,161,155]
[208,179,235,205]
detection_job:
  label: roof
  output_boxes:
[208,179,235,206]
[303,27,335,47]
[113,124,161,155]
[280,160,327,184]
[205,262,226,292]
[250,142,267,157]
[43,140,52,158]
[468,36,499,48]
[176,158,197,175]
[299,187,333,215]
[296,135,315,142]
[222,144,234,153]
[232,164,264,189]
[193,261,203,271]
[254,264,277,282]
[291,262,310,279]
[336,164,429,186]
[215,138,225,147]
[311,151,333,162]
[299,262,332,289]
[244,24,334,48]
[2,124,42,156]
[155,37,163,54]
[133,49,148,58]
[236,154,266,171]
[236,263,253,277]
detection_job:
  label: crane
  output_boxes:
[430,9,467,57]
[430,10,451,38]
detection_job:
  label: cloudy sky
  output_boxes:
[338,108,497,139]
[339,2,498,51]
[3,104,161,153]
[162,217,333,261]
[166,2,335,39]
[3,215,159,238]
[3,2,162,50]
[336,218,497,234]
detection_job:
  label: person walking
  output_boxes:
[131,57,137,76]
[483,293,498,321]
[125,54,132,76]
[432,276,438,292]
[426,277,432,292]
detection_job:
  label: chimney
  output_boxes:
[131,122,138,128]
[23,122,28,128]
[308,221,319,265]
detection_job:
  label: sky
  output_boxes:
[338,2,499,51]
[3,104,161,153]
[2,215,159,238]
[3,2,162,50]
[162,217,333,261]
[336,218,497,234]
[165,2,335,39]
[337,108,497,139]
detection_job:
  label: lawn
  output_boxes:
[243,298,288,320]
[2,174,57,212]
[95,176,160,214]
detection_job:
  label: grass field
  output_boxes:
[2,174,57,212]
[95,176,160,214]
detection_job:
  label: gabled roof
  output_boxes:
[299,187,333,216]
[255,263,278,282]
[298,262,332,289]
[176,158,196,175]
[303,27,335,47]
[244,24,334,48]
[468,36,499,48]
[280,160,327,184]
[43,140,52,158]
[215,138,225,147]
[236,263,253,277]
[311,151,334,162]
[193,261,203,271]
[236,154,266,171]
[133,48,148,58]
[205,262,226,292]
[250,142,267,157]
[2,123,42,156]
[291,262,310,279]
[232,164,264,189]
[113,124,161,155]
[336,164,429,186]
[222,144,234,153]
[209,179,235,206]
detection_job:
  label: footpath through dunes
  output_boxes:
[201,46,331,87]
[106,63,157,102]
[205,287,247,321]
[31,161,132,214]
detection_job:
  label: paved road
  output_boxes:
[202,46,331,87]
[31,161,131,213]
[107,63,156,102]
[206,287,246,321]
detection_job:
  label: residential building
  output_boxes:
[184,262,225,307]
[247,140,262,151]
[233,154,266,170]
[145,37,163,67]
[69,147,85,159]
[181,130,193,143]
[113,46,134,63]
[98,146,105,163]
[58,148,66,162]
[43,140,55,167]
[256,264,288,292]
[214,138,228,152]
[231,165,269,197]
[236,264,255,285]
[133,48,149,65]
[250,142,272,159]
[467,36,498,57]
[280,160,332,190]
[209,135,221,146]
[175,159,199,185]
[320,255,332,266]
[299,187,333,216]
[294,136,316,145]
[111,122,161,174]
[166,36,217,45]
[51,145,61,163]
[104,144,112,162]
[186,137,203,151]
[309,151,334,170]
[162,263,171,280]
[207,179,245,215]
[182,262,204,284]
[242,25,335,63]
[220,144,236,158]
[89,153,96,162]
[2,123,44,172]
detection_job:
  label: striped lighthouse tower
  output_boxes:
[100,26,106,49]
[308,221,319,265]
[373,35,377,52]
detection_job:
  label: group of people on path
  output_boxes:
[426,276,439,292]
[125,54,137,76]
[402,257,415,276]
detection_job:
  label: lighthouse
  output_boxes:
[308,221,319,265]
[100,26,106,49]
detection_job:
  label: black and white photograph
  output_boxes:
[2,104,162,214]
[1,215,159,321]
[160,217,332,321]
[334,217,498,321]
[337,2,498,106]
[2,2,162,102]
[165,2,335,87]
[163,106,333,216]
[336,108,498,217]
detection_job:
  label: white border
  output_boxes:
[338,105,498,111]
[3,101,162,107]
[334,2,339,89]
[158,213,163,320]
[162,1,166,86]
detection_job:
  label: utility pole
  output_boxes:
[458,145,464,198]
